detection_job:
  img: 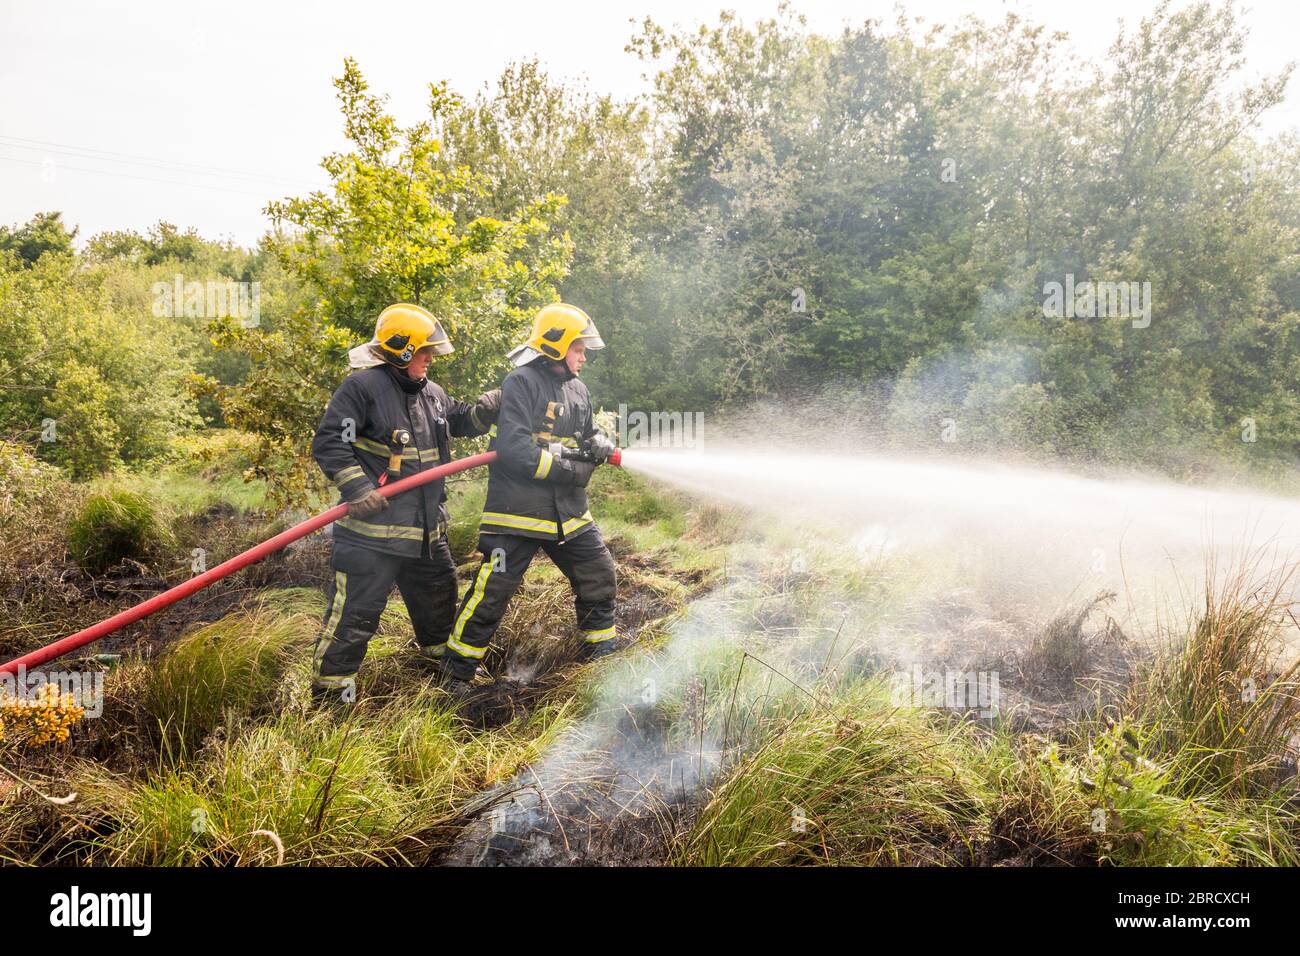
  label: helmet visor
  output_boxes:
[577,320,605,350]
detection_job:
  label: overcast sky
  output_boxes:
[2,0,1296,247]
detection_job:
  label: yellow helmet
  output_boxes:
[508,303,605,367]
[371,303,453,367]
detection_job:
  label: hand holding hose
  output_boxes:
[587,431,616,464]
[555,430,617,465]
[348,488,389,519]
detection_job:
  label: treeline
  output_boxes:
[2,1,1297,497]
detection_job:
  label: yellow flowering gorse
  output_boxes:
[0,683,86,747]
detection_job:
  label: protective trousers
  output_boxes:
[312,533,459,698]
[442,528,617,679]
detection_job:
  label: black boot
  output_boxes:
[580,637,621,662]
[437,657,482,700]
[410,643,447,674]
[310,683,356,712]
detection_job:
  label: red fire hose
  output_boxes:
[1,452,500,676]
[2,445,626,675]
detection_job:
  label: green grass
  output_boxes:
[93,429,269,516]
[97,468,269,517]
[590,467,718,575]
[0,458,717,866]
[444,476,487,561]
[667,541,1300,867]
[142,589,322,760]
[66,487,171,574]
[1129,562,1300,799]
[674,677,989,865]
[61,681,578,865]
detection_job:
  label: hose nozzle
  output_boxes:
[558,433,622,467]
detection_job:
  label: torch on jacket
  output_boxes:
[481,358,600,542]
[312,365,494,557]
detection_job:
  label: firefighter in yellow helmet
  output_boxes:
[352,303,455,367]
[440,303,619,691]
[308,303,502,706]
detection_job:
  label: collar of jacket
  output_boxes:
[385,363,427,395]
[534,357,575,382]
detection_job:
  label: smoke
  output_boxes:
[446,581,773,865]
[450,430,1300,864]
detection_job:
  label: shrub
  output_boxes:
[0,253,201,478]
[0,440,72,571]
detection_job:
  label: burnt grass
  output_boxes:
[2,504,1151,867]
[419,698,713,866]
[0,504,719,865]
[454,552,701,730]
[434,585,1140,867]
[0,502,331,665]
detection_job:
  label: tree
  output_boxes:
[205,58,572,508]
[0,211,77,267]
[0,253,201,478]
[431,59,657,410]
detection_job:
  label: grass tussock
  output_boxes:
[66,488,170,575]
[1020,591,1118,692]
[675,678,988,866]
[52,682,577,865]
[668,548,1300,867]
[143,589,322,759]
[1129,561,1300,799]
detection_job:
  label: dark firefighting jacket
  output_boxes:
[312,365,494,557]
[480,358,599,542]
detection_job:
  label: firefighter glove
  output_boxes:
[348,488,389,519]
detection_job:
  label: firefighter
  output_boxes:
[310,303,501,705]
[440,303,619,691]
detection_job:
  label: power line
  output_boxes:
[0,153,281,198]
[0,134,322,189]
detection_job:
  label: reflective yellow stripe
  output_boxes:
[335,516,424,541]
[562,511,594,534]
[351,437,426,461]
[534,448,553,480]
[478,510,594,537]
[352,437,396,458]
[313,571,348,679]
[532,432,578,448]
[580,626,616,643]
[333,465,365,487]
[324,571,346,636]
[488,424,497,437]
[447,562,492,659]
[313,674,356,688]
[480,511,559,534]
